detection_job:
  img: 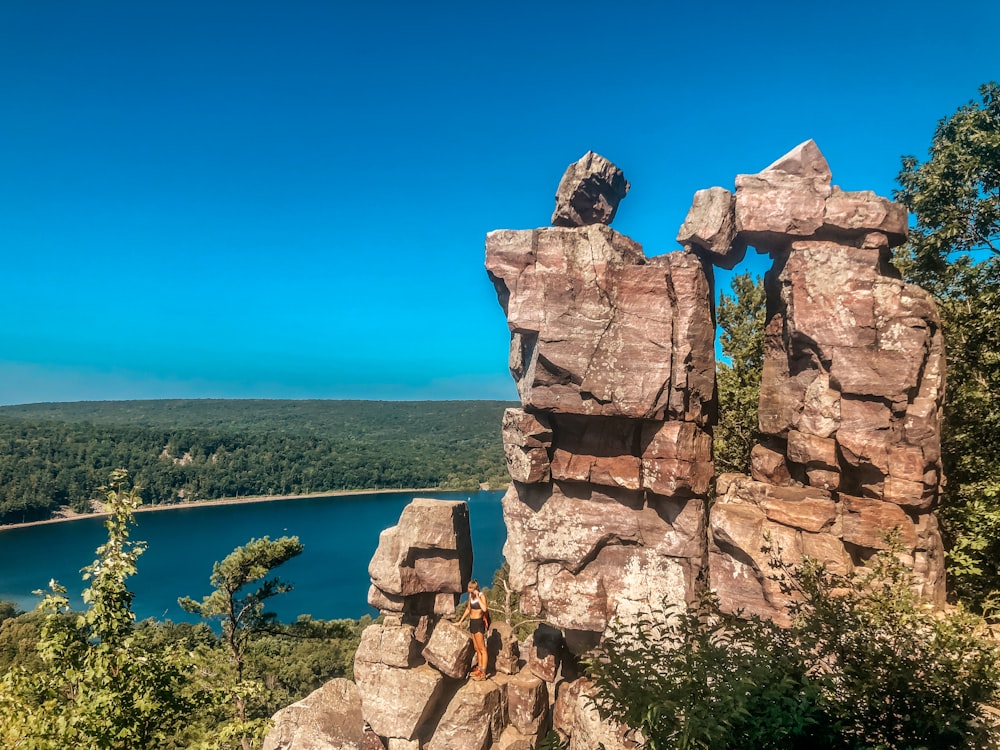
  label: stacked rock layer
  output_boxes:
[680,140,946,621]
[349,498,609,750]
[487,152,716,651]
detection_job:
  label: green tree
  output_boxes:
[714,273,766,474]
[180,535,304,750]
[0,470,207,749]
[895,82,1000,608]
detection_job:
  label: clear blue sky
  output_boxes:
[1,1,996,405]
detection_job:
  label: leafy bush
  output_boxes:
[588,547,1000,750]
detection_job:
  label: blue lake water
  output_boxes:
[0,490,507,623]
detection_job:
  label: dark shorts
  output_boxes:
[469,617,486,634]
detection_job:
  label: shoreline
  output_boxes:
[0,487,447,532]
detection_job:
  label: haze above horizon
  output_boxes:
[2,1,996,406]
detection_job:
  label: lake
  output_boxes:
[0,490,507,623]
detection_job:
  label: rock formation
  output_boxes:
[265,143,948,750]
[487,152,716,651]
[700,142,946,621]
[264,679,375,750]
[349,498,564,749]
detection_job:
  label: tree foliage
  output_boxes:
[895,83,1000,608]
[714,273,766,474]
[0,470,208,749]
[588,546,1000,750]
[0,399,512,525]
[180,536,304,750]
[896,82,999,281]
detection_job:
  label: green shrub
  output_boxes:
[588,547,1000,750]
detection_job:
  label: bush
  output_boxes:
[588,547,1000,750]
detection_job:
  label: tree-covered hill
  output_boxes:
[0,399,514,525]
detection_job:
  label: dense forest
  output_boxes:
[0,399,513,525]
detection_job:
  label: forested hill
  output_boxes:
[0,399,514,525]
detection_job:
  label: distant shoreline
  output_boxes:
[0,487,448,533]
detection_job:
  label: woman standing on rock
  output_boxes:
[457,579,490,680]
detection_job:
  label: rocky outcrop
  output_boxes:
[263,679,368,750]
[486,153,715,651]
[267,142,949,750]
[704,141,946,613]
[349,498,558,749]
[367,499,473,618]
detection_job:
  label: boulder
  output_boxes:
[823,187,907,246]
[551,151,630,227]
[354,623,423,670]
[490,620,521,675]
[263,678,366,750]
[733,140,908,254]
[424,679,505,750]
[569,680,641,750]
[552,677,586,740]
[506,670,550,735]
[527,623,563,683]
[354,664,448,741]
[486,226,714,422]
[367,499,473,616]
[494,725,544,750]
[503,482,704,639]
[502,408,552,484]
[422,619,476,679]
[676,186,744,268]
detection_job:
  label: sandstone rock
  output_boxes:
[490,620,521,675]
[709,476,836,625]
[386,740,417,750]
[550,448,642,491]
[763,139,832,182]
[482,140,946,648]
[786,429,838,469]
[354,623,424,670]
[733,141,910,256]
[552,677,586,740]
[527,623,563,683]
[502,408,552,483]
[569,680,641,750]
[640,421,713,496]
[422,619,475,679]
[677,187,744,268]
[551,151,630,227]
[840,495,918,550]
[655,251,717,425]
[486,226,714,422]
[367,499,473,616]
[354,664,448,741]
[502,481,704,639]
[506,670,550,735]
[758,236,945,514]
[823,188,908,246]
[494,725,544,750]
[750,443,791,485]
[424,679,504,750]
[263,678,365,750]
[735,169,831,251]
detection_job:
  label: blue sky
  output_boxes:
[1,1,996,405]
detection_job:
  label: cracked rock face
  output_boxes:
[367,498,473,617]
[486,225,714,423]
[487,153,715,646]
[706,141,946,614]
